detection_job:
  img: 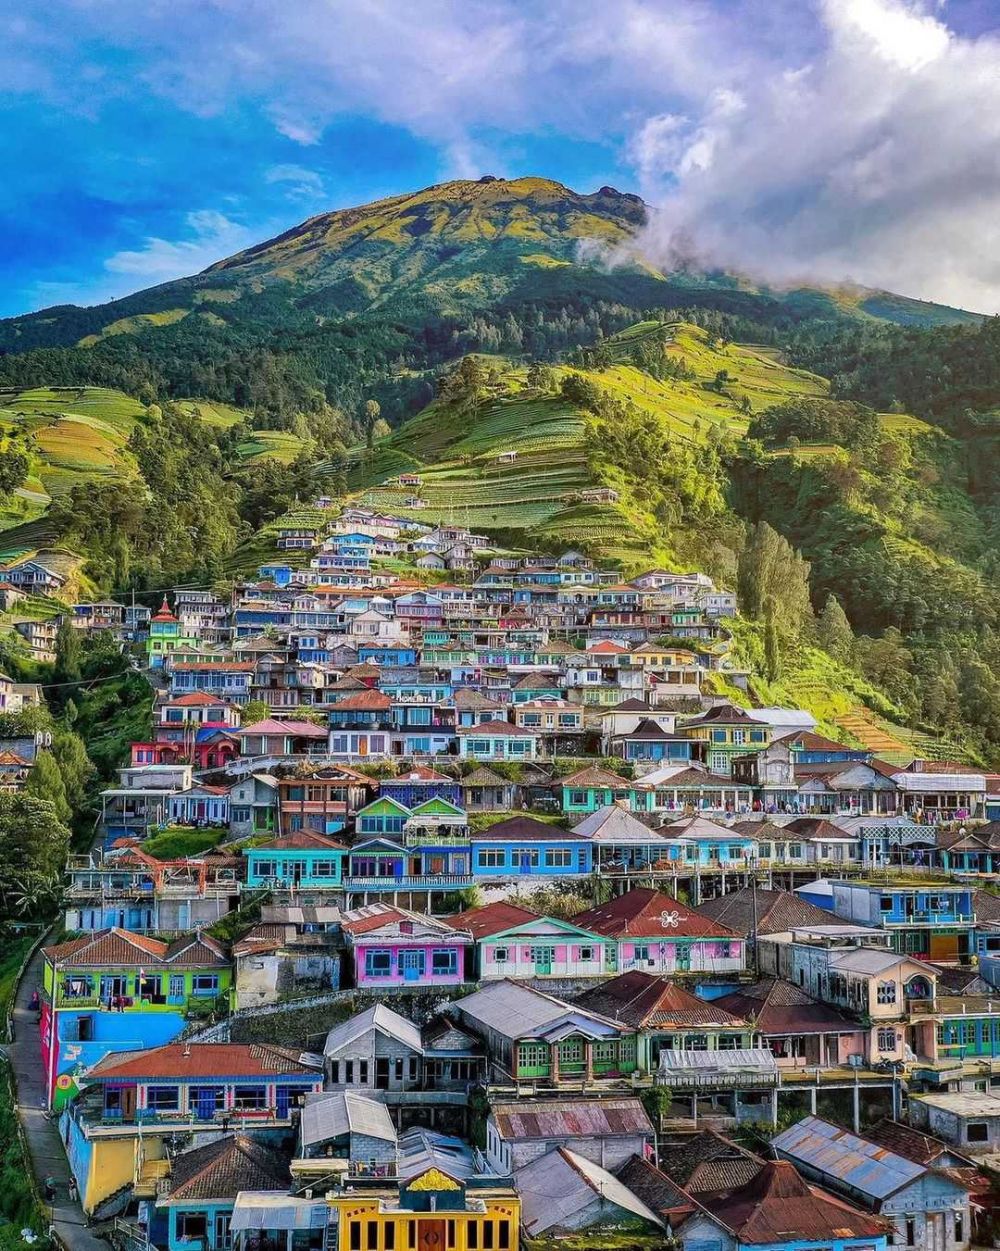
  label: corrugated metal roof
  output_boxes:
[492,1097,653,1141]
[300,1091,397,1147]
[323,1004,423,1057]
[657,1048,777,1074]
[517,1147,663,1235]
[772,1116,924,1200]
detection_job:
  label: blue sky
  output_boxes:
[3,0,999,318]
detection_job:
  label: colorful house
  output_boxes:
[243,831,348,889]
[455,979,638,1084]
[238,718,330,758]
[455,720,539,761]
[64,1042,323,1214]
[830,881,976,963]
[576,971,755,1070]
[340,903,473,988]
[679,703,772,776]
[572,887,745,976]
[41,928,232,1108]
[558,766,651,815]
[278,765,375,835]
[329,1163,519,1251]
[380,765,463,809]
[470,814,593,878]
[147,598,198,669]
[159,1136,290,1251]
[447,902,611,980]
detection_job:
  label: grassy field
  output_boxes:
[235,430,307,463]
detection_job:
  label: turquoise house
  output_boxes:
[470,814,592,878]
[158,1137,290,1251]
[559,765,651,815]
[243,831,348,889]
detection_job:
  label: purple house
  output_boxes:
[340,902,473,988]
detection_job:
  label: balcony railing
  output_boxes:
[344,873,473,890]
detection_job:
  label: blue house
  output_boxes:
[830,880,976,963]
[257,563,294,587]
[358,644,418,667]
[244,832,348,889]
[380,767,463,810]
[471,815,592,878]
[616,719,698,764]
[158,1136,290,1251]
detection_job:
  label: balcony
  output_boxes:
[344,873,474,891]
[882,911,974,927]
[82,1106,298,1137]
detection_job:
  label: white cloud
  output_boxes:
[630,0,1000,312]
[104,210,253,282]
[265,163,326,201]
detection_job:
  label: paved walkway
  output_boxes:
[6,941,107,1251]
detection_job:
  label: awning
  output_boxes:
[230,1194,330,1233]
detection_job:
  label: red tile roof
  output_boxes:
[716,978,859,1036]
[572,887,738,939]
[444,902,541,939]
[86,1043,321,1080]
[240,718,328,737]
[253,831,347,851]
[329,690,392,711]
[575,971,745,1029]
[455,719,538,737]
[706,1160,886,1243]
[44,928,169,966]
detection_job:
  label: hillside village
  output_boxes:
[5,492,1000,1251]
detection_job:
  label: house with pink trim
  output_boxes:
[445,901,612,980]
[340,902,473,988]
[572,886,746,976]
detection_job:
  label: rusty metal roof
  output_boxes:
[772,1116,924,1200]
[492,1097,653,1142]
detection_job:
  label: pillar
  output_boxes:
[550,1043,560,1086]
[770,1088,779,1127]
[853,1080,861,1133]
[585,1042,593,1082]
[810,1087,817,1114]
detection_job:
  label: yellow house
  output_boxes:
[331,1167,520,1251]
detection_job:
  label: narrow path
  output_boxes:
[7,942,108,1251]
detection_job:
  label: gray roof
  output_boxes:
[397,1127,478,1183]
[456,980,620,1042]
[517,1148,663,1236]
[830,948,935,976]
[572,806,666,845]
[656,1048,777,1074]
[772,1116,924,1201]
[323,1003,423,1058]
[300,1091,397,1147]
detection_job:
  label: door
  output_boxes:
[375,1058,390,1090]
[417,1222,446,1251]
[215,1214,232,1251]
[533,946,554,976]
[401,951,425,982]
[121,1086,137,1122]
[194,1087,219,1120]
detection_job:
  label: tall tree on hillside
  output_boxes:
[764,598,782,681]
[55,618,82,683]
[817,594,855,663]
[737,521,813,636]
[364,399,382,449]
[26,750,71,825]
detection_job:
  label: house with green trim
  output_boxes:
[40,928,232,1108]
[679,703,772,776]
[558,765,651,815]
[445,902,612,981]
[575,970,756,1070]
[456,979,638,1084]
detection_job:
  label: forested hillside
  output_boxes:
[0,176,997,764]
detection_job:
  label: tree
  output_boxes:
[816,594,854,663]
[364,400,382,449]
[26,750,71,824]
[55,618,82,683]
[737,521,813,637]
[240,699,271,727]
[370,418,390,443]
[764,598,782,681]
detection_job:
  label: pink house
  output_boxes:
[341,902,473,988]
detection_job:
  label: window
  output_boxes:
[146,1086,180,1111]
[477,849,505,869]
[513,848,540,867]
[955,1213,964,1243]
[359,1061,369,1083]
[330,1061,339,1083]
[394,1058,404,1081]
[877,981,897,1005]
[432,950,458,976]
[571,791,587,806]
[192,975,219,995]
[233,1086,266,1109]
[367,1223,379,1251]
[447,1222,456,1250]
[967,1122,989,1143]
[350,1224,362,1251]
[906,1219,916,1246]
[493,947,509,963]
[483,1224,494,1250]
[254,859,276,878]
[518,1042,549,1071]
[877,1028,897,1051]
[545,849,572,868]
[179,1214,208,1239]
[684,1034,708,1050]
[408,1057,419,1081]
[468,1225,478,1250]
[579,946,594,961]
[789,843,803,858]
[719,1033,743,1050]
[345,1061,354,1083]
[880,895,893,912]
[498,1223,510,1250]
[634,944,650,962]
[365,950,393,977]
[312,860,338,877]
[385,1227,395,1251]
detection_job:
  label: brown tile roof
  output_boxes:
[716,978,859,1035]
[575,972,745,1030]
[655,1129,761,1191]
[558,765,635,788]
[329,690,392,711]
[169,1135,290,1201]
[864,1119,968,1168]
[492,1097,653,1141]
[573,887,738,940]
[707,1160,886,1243]
[340,902,455,938]
[681,703,760,728]
[44,927,169,966]
[614,1155,694,1224]
[253,832,347,851]
[474,815,588,841]
[86,1043,321,1080]
[693,887,836,937]
[444,902,541,940]
[461,766,511,787]
[455,719,537,737]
